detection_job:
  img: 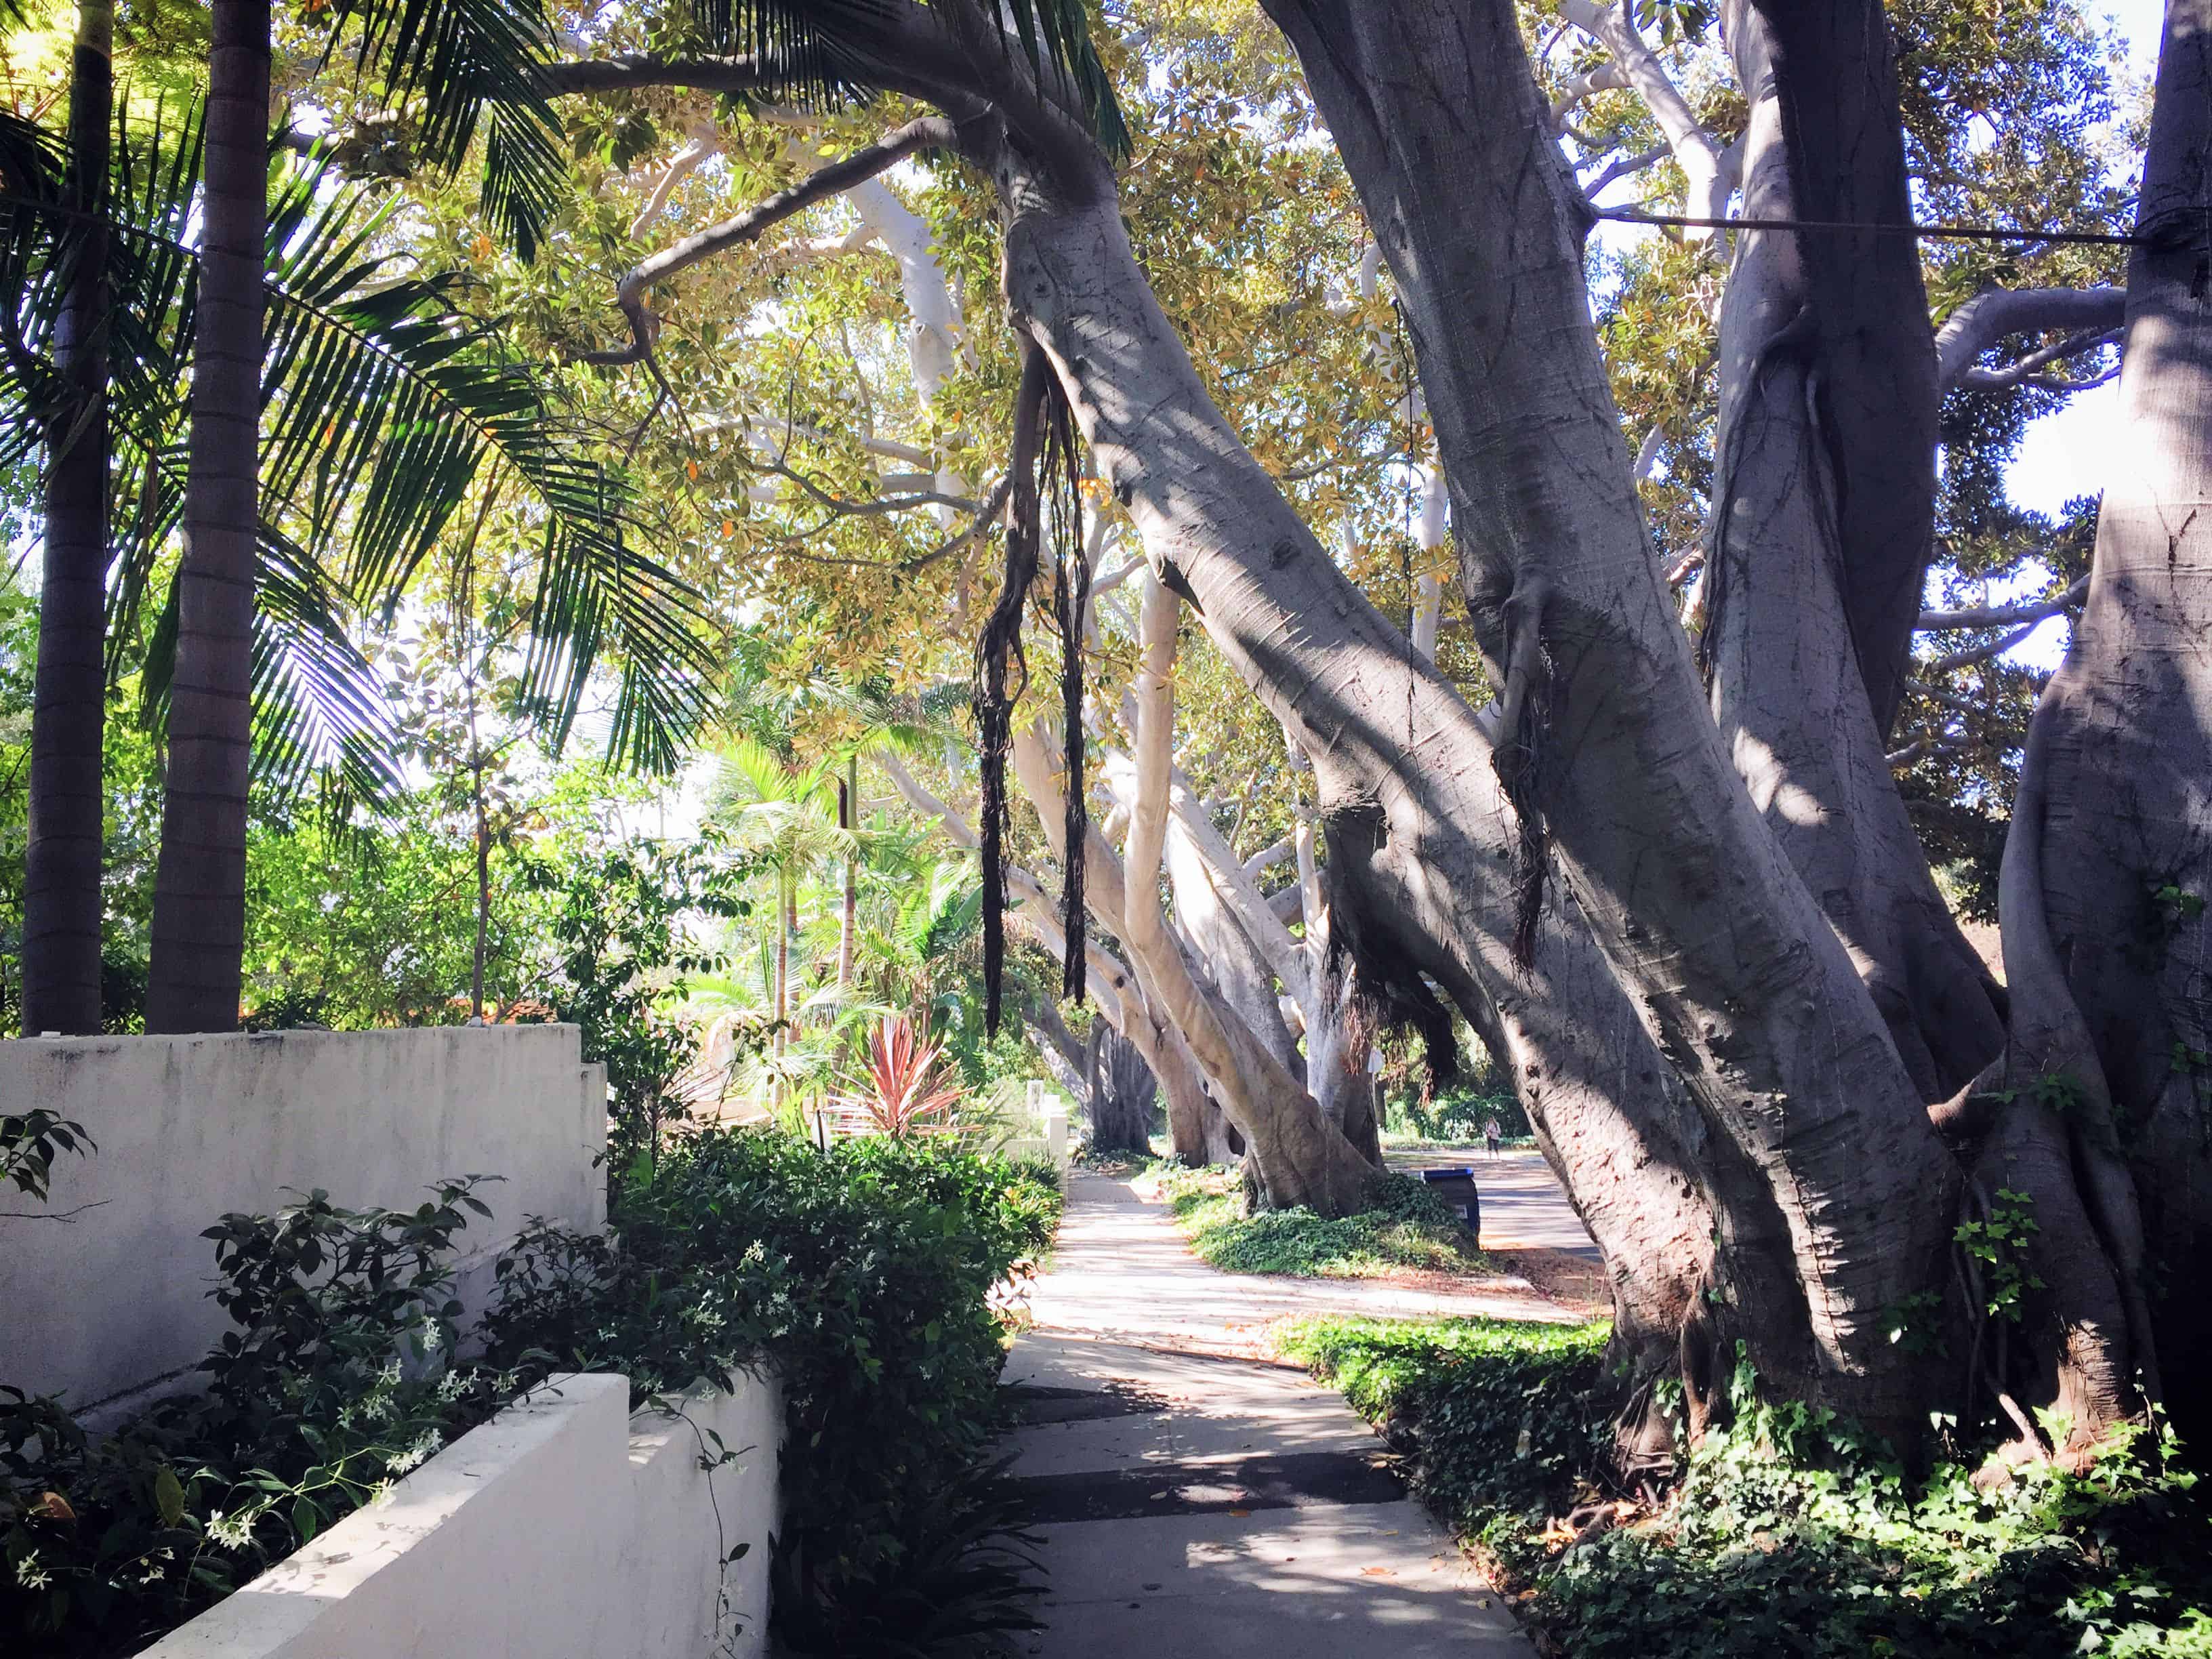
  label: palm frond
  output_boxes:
[1,112,714,784]
[993,0,1131,159]
[687,0,1130,158]
[718,733,834,805]
[249,529,405,812]
[324,0,567,259]
[251,164,721,771]
[132,523,403,815]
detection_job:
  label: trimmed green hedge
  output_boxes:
[484,1130,1062,1654]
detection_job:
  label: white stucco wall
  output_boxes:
[142,1369,780,1659]
[0,1027,607,1410]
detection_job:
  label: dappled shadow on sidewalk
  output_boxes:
[1021,1172,1581,1361]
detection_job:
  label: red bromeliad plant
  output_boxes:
[842,1012,964,1139]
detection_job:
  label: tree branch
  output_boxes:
[574,116,960,367]
[1961,327,2122,392]
[1918,576,2087,632]
[1927,621,2045,673]
[1558,0,1736,227]
[538,54,773,98]
[1933,286,2127,390]
[630,119,724,237]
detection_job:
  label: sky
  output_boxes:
[2008,0,2160,521]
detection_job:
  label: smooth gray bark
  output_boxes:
[977,102,1726,1399]
[1707,4,2006,1102]
[1998,0,2212,1447]
[1739,0,1940,737]
[1263,0,1957,1434]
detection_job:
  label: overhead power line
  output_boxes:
[1596,209,2146,248]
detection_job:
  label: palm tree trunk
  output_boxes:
[20,0,115,1037]
[145,0,268,1033]
[774,865,790,1031]
[837,756,857,994]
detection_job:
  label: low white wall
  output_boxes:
[0,1027,607,1410]
[144,1369,779,1659]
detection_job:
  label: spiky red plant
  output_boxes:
[841,1012,964,1139]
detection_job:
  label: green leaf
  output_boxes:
[153,1464,186,1528]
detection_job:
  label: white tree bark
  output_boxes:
[1558,0,1738,229]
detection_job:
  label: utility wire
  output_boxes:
[1597,209,2144,247]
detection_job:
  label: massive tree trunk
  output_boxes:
[1738,0,1940,740]
[1088,1023,1157,1154]
[1261,0,1960,1437]
[1998,0,2212,1447]
[1706,3,2006,1101]
[21,0,114,1037]
[541,4,1916,1437]
[975,96,1727,1401]
[146,0,268,1033]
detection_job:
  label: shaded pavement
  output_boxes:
[1019,1171,1580,1361]
[999,1170,1565,1657]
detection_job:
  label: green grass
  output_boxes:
[1277,1314,2212,1659]
[1150,1162,1500,1278]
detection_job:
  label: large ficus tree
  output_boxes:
[422,0,2200,1464]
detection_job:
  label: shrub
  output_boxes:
[1387,1087,1529,1142]
[1153,1163,1493,1277]
[481,1128,1062,1654]
[1281,1317,2212,1659]
[3,1134,1060,1659]
[1,1180,519,1657]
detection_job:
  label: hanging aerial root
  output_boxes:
[1492,573,1555,967]
[1043,373,1089,1005]
[972,340,1092,1031]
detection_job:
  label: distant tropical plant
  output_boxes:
[839,1012,964,1139]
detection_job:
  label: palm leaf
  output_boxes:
[687,0,1130,158]
[249,162,721,771]
[133,522,403,813]
[1,114,715,788]
[322,0,567,259]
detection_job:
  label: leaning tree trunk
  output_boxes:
[975,104,1732,1410]
[21,0,115,1037]
[541,11,1795,1435]
[1707,1,2006,1101]
[1996,0,2212,1448]
[1261,0,1962,1439]
[146,0,268,1033]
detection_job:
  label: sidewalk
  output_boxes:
[1001,1171,1555,1657]
[1019,1171,1579,1361]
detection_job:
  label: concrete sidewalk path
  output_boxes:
[997,1171,1551,1657]
[1019,1171,1577,1361]
[1002,1334,1534,1658]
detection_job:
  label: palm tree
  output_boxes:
[722,640,953,1010]
[708,737,856,1054]
[20,0,114,1035]
[143,0,269,1032]
[144,0,573,1030]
